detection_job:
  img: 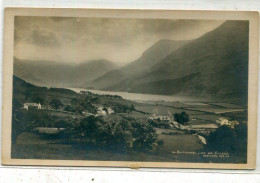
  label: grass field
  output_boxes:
[13,125,204,162]
[186,108,247,114]
[135,105,188,116]
[207,102,247,109]
[158,134,203,152]
[12,132,177,162]
[12,130,207,162]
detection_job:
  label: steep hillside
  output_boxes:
[89,39,190,89]
[106,21,249,104]
[13,75,78,98]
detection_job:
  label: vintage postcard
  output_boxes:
[2,8,259,169]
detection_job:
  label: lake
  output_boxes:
[68,88,201,103]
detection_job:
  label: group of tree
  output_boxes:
[31,95,44,104]
[11,98,74,144]
[64,97,97,114]
[110,103,135,113]
[49,99,63,110]
[174,111,190,125]
[80,91,123,100]
[147,111,190,128]
[102,94,123,100]
[205,123,247,158]
[130,121,164,152]
[12,107,36,144]
[72,116,163,152]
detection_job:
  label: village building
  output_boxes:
[23,103,42,110]
[97,108,107,116]
[149,114,170,122]
[80,91,88,95]
[96,105,115,116]
[107,107,114,114]
[216,117,239,128]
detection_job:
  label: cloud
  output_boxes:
[14,16,224,64]
[30,25,61,47]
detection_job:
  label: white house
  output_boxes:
[97,108,107,116]
[23,103,42,110]
[107,107,114,114]
[149,114,170,122]
[96,106,114,116]
[216,117,229,126]
[216,117,239,128]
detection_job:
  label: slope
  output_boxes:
[90,39,190,89]
[106,21,249,104]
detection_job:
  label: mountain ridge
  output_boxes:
[103,20,249,104]
[88,39,191,89]
[13,57,117,88]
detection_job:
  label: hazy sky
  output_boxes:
[14,16,224,65]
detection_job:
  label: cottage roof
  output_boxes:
[24,103,40,106]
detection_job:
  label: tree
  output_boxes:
[11,110,43,144]
[32,95,44,104]
[111,103,133,113]
[72,115,164,152]
[49,99,63,110]
[206,125,236,153]
[12,98,22,109]
[130,121,164,152]
[174,111,189,125]
[24,90,32,100]
[96,117,132,149]
[206,123,247,156]
[74,116,100,144]
[130,104,135,111]
[64,105,73,112]
[233,123,247,155]
[74,116,131,149]
[12,110,31,144]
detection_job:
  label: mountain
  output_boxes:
[14,57,117,88]
[89,39,190,89]
[105,21,249,104]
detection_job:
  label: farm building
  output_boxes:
[96,106,114,116]
[23,103,42,110]
[80,91,92,95]
[216,117,239,128]
[106,107,114,114]
[149,114,170,122]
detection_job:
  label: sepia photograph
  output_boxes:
[2,8,259,169]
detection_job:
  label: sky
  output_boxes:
[14,16,224,65]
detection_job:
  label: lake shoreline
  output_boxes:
[68,88,207,103]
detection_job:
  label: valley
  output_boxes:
[11,76,247,163]
[11,19,249,164]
